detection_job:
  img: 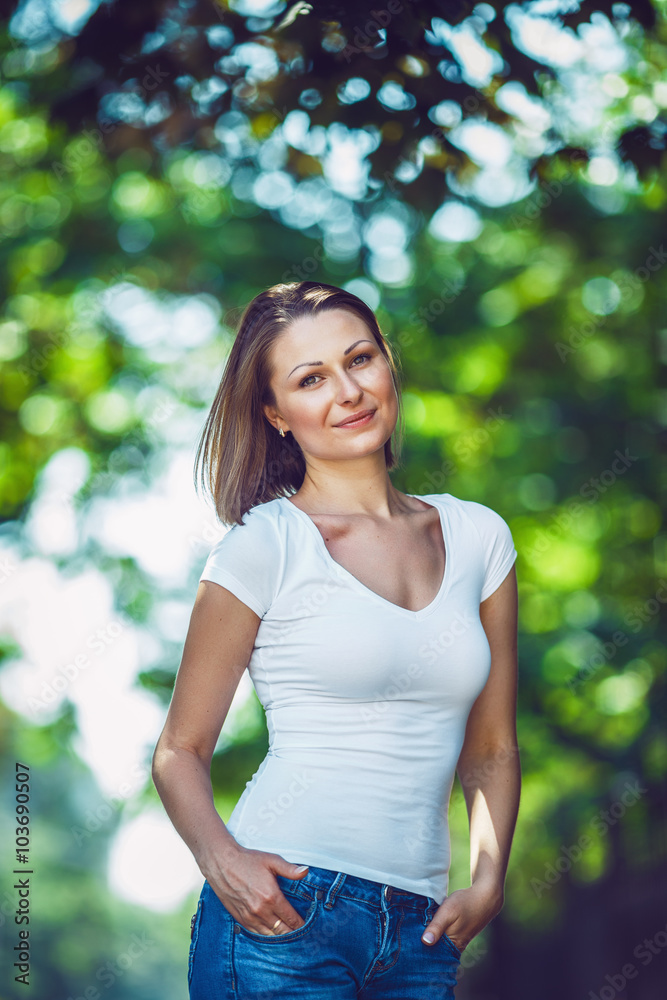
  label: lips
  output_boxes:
[335,409,376,427]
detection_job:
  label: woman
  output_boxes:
[152,280,520,999]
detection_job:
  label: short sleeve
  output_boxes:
[198,506,283,618]
[463,500,518,602]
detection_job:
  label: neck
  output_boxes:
[291,456,410,517]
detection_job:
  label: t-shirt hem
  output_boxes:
[256,848,447,902]
[199,568,266,618]
[480,548,518,602]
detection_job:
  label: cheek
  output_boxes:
[287,394,330,431]
[371,364,397,400]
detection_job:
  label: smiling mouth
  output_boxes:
[335,410,376,428]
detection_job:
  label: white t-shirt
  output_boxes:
[199,492,517,904]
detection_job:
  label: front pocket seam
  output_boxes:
[441,931,462,958]
[234,896,319,943]
[187,896,204,985]
[275,877,314,903]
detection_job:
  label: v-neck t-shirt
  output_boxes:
[198,492,517,904]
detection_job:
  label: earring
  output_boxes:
[279,427,285,437]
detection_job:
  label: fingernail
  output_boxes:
[422,931,435,944]
[294,865,309,872]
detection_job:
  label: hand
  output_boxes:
[421,881,503,953]
[202,844,311,936]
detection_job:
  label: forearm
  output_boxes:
[457,744,521,901]
[152,743,241,878]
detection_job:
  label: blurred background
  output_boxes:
[0,0,665,997]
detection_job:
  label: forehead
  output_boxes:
[268,308,375,376]
[282,307,370,345]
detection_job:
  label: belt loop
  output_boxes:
[423,899,434,927]
[323,872,347,910]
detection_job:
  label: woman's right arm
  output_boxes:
[151,580,309,934]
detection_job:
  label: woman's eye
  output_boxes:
[298,353,372,388]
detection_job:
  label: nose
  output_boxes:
[334,367,364,404]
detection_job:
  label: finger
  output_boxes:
[274,896,306,933]
[244,897,305,936]
[422,914,440,945]
[252,914,303,936]
[422,921,458,947]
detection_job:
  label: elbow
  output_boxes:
[150,736,211,788]
[151,734,169,790]
[151,744,162,792]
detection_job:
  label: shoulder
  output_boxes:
[231,496,290,531]
[420,494,516,602]
[455,496,512,532]
[200,498,287,617]
[237,496,285,529]
[206,497,286,554]
[417,493,513,542]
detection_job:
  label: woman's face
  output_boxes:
[263,307,398,464]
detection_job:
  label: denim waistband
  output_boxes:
[278,864,437,922]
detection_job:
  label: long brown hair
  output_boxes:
[194,281,405,525]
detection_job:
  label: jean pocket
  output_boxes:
[188,895,204,985]
[233,888,320,943]
[439,930,462,960]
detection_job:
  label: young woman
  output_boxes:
[152,280,520,999]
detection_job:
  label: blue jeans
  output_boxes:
[188,864,461,999]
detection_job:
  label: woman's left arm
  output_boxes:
[422,565,520,951]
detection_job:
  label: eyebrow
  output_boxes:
[287,340,375,380]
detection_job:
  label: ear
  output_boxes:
[262,402,279,432]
